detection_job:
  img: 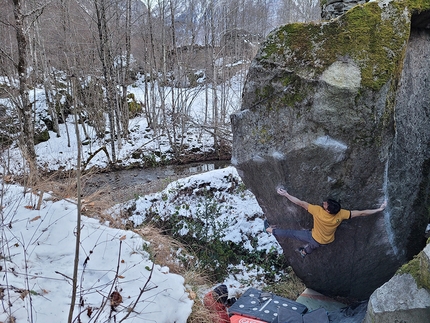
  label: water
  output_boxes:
[82,160,230,196]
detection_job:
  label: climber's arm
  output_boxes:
[350,201,387,218]
[277,187,309,210]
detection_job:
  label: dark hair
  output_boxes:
[213,284,228,305]
[327,199,341,214]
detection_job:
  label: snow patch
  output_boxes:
[0,184,193,323]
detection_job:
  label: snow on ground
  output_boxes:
[111,166,283,295]
[0,75,241,175]
[0,75,283,322]
[1,112,216,174]
[0,183,193,322]
[0,167,281,322]
[119,166,277,253]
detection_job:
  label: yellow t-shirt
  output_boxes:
[308,204,351,245]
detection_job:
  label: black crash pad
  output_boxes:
[278,307,329,323]
[228,287,307,323]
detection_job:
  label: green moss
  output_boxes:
[127,93,143,117]
[252,125,272,145]
[397,250,430,290]
[408,0,430,12]
[258,1,411,91]
[34,129,50,144]
[252,71,312,111]
[280,74,311,107]
[255,84,275,105]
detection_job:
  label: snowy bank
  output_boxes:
[0,184,193,322]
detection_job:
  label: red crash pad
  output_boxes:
[230,315,268,323]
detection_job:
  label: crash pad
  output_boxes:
[277,307,329,323]
[230,314,267,323]
[228,287,307,323]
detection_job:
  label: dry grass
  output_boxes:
[27,171,122,226]
[134,225,196,275]
[187,300,222,323]
[182,269,223,323]
[135,226,219,323]
[263,267,306,300]
[32,173,79,201]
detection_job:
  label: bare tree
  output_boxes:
[138,0,163,135]
[33,18,61,138]
[278,0,321,23]
[67,74,83,323]
[93,0,118,163]
[118,0,132,140]
[10,0,43,183]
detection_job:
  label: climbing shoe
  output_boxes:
[296,247,307,258]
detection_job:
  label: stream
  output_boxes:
[82,160,231,203]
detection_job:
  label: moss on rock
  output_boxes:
[397,245,430,290]
[34,129,50,145]
[258,1,411,91]
[408,0,430,13]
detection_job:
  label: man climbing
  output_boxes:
[265,187,387,258]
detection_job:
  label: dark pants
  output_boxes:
[272,229,321,254]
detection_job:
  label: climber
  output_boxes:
[265,187,387,258]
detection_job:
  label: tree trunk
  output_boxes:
[34,19,61,137]
[94,0,117,163]
[12,0,38,182]
[67,75,82,323]
[119,0,132,140]
[209,1,219,153]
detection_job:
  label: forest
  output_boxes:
[0,0,320,181]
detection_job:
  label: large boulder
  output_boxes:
[231,0,430,300]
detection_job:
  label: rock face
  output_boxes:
[363,243,430,322]
[231,1,430,300]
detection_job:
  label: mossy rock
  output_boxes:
[397,244,430,291]
[408,0,430,13]
[34,129,50,145]
[258,1,411,91]
[127,93,143,117]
